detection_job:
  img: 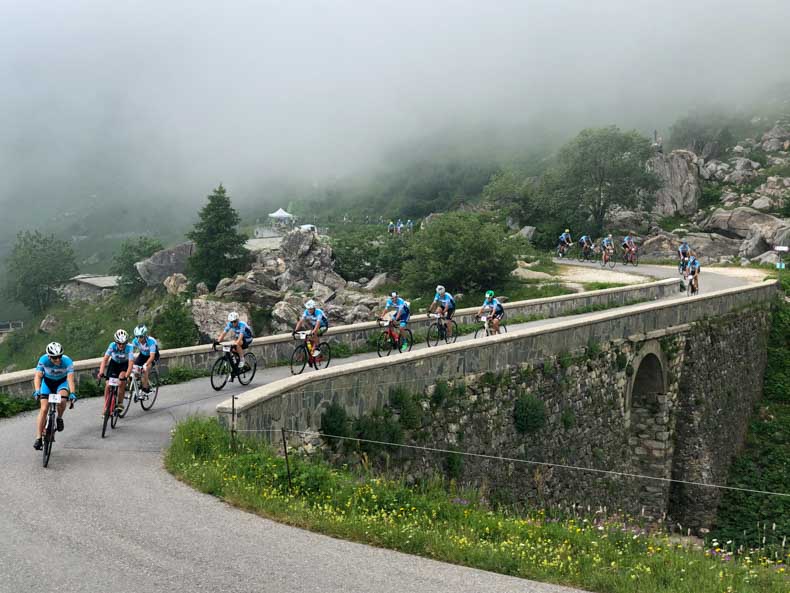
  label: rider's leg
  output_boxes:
[35,397,48,438]
[446,308,453,336]
[116,378,127,410]
[492,318,500,334]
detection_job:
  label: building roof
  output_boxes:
[70,274,120,289]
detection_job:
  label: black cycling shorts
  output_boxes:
[445,306,456,320]
[107,359,129,378]
[134,352,159,367]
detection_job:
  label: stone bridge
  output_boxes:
[218,281,778,530]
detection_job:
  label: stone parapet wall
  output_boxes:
[0,279,676,397]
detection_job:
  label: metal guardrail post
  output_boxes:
[230,395,237,451]
[281,428,293,493]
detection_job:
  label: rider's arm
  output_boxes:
[98,354,109,377]
[34,370,43,392]
[313,318,321,333]
[67,372,77,394]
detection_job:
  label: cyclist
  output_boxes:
[557,229,572,257]
[132,325,159,394]
[477,290,505,335]
[687,255,701,293]
[98,329,134,414]
[381,291,411,351]
[429,285,456,339]
[622,232,637,261]
[294,300,329,356]
[578,233,594,259]
[678,240,692,271]
[215,312,254,377]
[32,342,77,450]
[601,234,615,263]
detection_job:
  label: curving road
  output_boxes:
[0,264,755,593]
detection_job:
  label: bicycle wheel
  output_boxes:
[444,320,458,344]
[237,352,257,385]
[119,379,134,418]
[474,325,486,339]
[314,342,331,370]
[290,346,308,375]
[608,253,617,268]
[398,328,414,353]
[377,332,393,357]
[43,408,55,468]
[632,252,639,267]
[110,389,119,429]
[101,391,112,438]
[426,323,441,347]
[140,367,160,411]
[210,356,231,391]
[600,254,607,268]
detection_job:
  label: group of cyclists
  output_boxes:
[31,325,159,451]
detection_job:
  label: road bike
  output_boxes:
[127,362,160,412]
[578,244,594,262]
[40,392,74,468]
[556,243,572,259]
[376,317,413,356]
[678,256,689,275]
[211,342,257,390]
[101,376,122,438]
[426,312,458,347]
[290,331,331,375]
[683,268,699,297]
[474,312,507,338]
[621,247,639,266]
[600,247,616,268]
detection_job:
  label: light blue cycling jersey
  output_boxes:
[385,297,410,317]
[559,232,572,243]
[679,242,690,253]
[36,354,74,381]
[602,237,614,247]
[302,308,328,327]
[105,342,134,364]
[481,298,504,314]
[622,235,634,245]
[579,235,591,245]
[132,336,158,356]
[224,320,253,339]
[688,258,701,271]
[434,292,455,308]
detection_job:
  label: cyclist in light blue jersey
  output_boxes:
[578,234,594,258]
[98,329,134,413]
[32,341,77,450]
[216,312,254,378]
[678,241,693,271]
[687,255,701,293]
[557,229,573,257]
[477,290,505,334]
[429,285,456,338]
[381,291,411,349]
[132,325,159,394]
[294,300,329,355]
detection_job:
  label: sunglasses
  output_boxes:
[49,355,62,360]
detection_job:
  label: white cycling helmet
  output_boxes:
[227,311,239,322]
[133,324,148,337]
[608,233,612,239]
[114,329,128,344]
[436,285,445,295]
[305,299,316,309]
[46,342,63,357]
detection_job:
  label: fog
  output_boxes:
[2,0,789,224]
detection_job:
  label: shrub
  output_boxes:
[389,388,422,430]
[445,450,464,480]
[154,298,199,348]
[561,408,576,430]
[320,401,351,449]
[558,350,573,369]
[353,409,403,456]
[0,393,38,418]
[431,380,449,407]
[513,393,546,434]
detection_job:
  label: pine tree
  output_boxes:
[186,184,250,289]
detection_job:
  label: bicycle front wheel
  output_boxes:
[377,332,393,357]
[237,353,257,385]
[314,343,331,370]
[632,252,639,267]
[290,346,308,375]
[101,392,112,438]
[426,323,440,347]
[210,356,231,391]
[444,320,458,344]
[43,408,55,467]
[140,367,160,411]
[110,389,119,429]
[119,379,134,418]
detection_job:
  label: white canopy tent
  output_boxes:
[268,208,294,220]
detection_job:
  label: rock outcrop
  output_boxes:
[214,273,282,306]
[163,273,189,296]
[648,150,701,217]
[39,314,59,334]
[703,207,788,241]
[135,242,195,287]
[190,299,251,343]
[640,231,741,261]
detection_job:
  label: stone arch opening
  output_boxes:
[632,353,665,406]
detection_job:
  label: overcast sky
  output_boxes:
[1,0,789,219]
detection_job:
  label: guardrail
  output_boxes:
[0,321,24,333]
[216,280,779,440]
[0,279,677,397]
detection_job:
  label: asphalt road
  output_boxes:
[0,264,751,593]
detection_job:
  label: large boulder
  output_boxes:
[640,231,741,261]
[364,272,389,291]
[275,229,346,292]
[135,242,195,287]
[163,273,188,296]
[703,207,788,240]
[516,226,536,241]
[606,208,646,232]
[39,314,59,334]
[647,150,701,217]
[761,122,790,152]
[190,298,251,343]
[270,301,300,334]
[214,273,282,307]
[738,226,771,259]
[751,251,781,265]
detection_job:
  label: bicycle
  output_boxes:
[556,243,571,259]
[211,342,257,391]
[40,392,74,468]
[474,312,507,338]
[290,331,331,375]
[127,362,160,412]
[621,247,639,266]
[600,247,616,268]
[684,268,699,297]
[578,244,594,262]
[376,316,413,357]
[100,375,122,438]
[426,312,458,347]
[678,256,689,276]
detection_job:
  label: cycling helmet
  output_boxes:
[114,329,128,344]
[133,324,148,337]
[305,299,316,309]
[608,233,612,239]
[227,311,239,322]
[485,290,495,298]
[390,291,398,298]
[436,285,445,295]
[46,342,63,357]
[565,228,570,233]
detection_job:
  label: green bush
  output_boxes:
[160,367,210,385]
[77,375,103,398]
[445,450,464,480]
[320,402,351,450]
[0,393,38,418]
[561,408,576,430]
[389,388,422,430]
[513,392,546,434]
[353,409,403,456]
[154,298,199,348]
[431,380,449,407]
[699,183,723,209]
